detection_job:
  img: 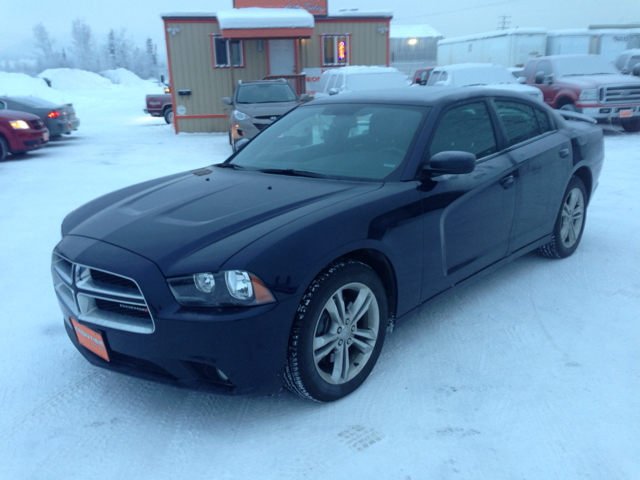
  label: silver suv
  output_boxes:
[222,80,307,151]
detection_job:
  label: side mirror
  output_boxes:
[299,94,310,102]
[235,138,250,151]
[425,151,476,176]
[328,88,339,96]
[633,64,640,77]
[517,76,526,84]
[419,79,428,86]
[222,97,232,105]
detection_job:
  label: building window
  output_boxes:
[211,35,244,68]
[322,35,349,66]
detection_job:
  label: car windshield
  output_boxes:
[554,56,619,76]
[345,73,408,91]
[451,67,517,86]
[228,103,430,181]
[236,84,298,104]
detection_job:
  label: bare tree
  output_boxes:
[71,18,98,71]
[33,23,63,70]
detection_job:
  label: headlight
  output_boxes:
[10,120,29,129]
[167,270,275,307]
[233,110,249,121]
[579,89,598,101]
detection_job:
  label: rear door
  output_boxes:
[420,99,518,301]
[493,99,572,253]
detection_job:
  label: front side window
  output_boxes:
[211,35,243,68]
[535,60,553,78]
[495,101,542,146]
[429,102,497,160]
[322,35,349,67]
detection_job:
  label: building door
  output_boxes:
[269,40,296,75]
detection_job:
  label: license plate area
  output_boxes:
[71,317,110,362]
[620,109,633,118]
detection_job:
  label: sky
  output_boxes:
[2,0,639,62]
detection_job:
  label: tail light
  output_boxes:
[47,111,61,118]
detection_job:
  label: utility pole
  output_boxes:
[497,14,511,30]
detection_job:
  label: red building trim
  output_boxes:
[266,40,271,75]
[163,19,179,134]
[209,34,246,69]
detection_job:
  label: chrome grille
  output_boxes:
[600,84,640,104]
[51,252,155,334]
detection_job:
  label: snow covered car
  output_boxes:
[51,87,604,402]
[0,109,49,161]
[0,96,79,137]
[313,66,409,99]
[426,63,544,102]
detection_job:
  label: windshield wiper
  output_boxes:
[257,168,331,179]
[216,163,245,169]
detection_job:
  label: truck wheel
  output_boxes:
[0,136,8,161]
[164,107,173,124]
[560,104,576,112]
[622,118,640,133]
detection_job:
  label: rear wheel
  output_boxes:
[285,260,388,402]
[538,176,587,259]
[622,118,640,133]
[164,107,173,124]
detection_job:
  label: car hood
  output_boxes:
[557,74,640,88]
[235,101,300,118]
[63,167,381,273]
[0,109,40,121]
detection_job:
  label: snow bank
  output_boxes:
[101,68,148,87]
[0,71,70,104]
[37,68,113,92]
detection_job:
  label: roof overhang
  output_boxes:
[217,8,314,39]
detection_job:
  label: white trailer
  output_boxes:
[437,28,547,68]
[547,29,640,60]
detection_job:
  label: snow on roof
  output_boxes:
[217,8,314,29]
[322,66,402,75]
[438,28,548,45]
[331,8,393,18]
[432,63,503,71]
[161,12,217,19]
[390,24,442,39]
[547,29,593,36]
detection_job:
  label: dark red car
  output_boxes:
[412,67,435,85]
[0,109,49,161]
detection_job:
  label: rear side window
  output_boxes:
[536,60,553,78]
[429,102,497,159]
[534,109,552,134]
[495,101,541,146]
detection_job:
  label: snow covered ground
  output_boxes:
[0,69,638,479]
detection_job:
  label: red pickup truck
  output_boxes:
[144,93,172,124]
[521,54,640,132]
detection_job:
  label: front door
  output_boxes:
[269,40,296,75]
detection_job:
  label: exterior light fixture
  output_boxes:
[408,38,418,46]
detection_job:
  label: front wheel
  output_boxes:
[538,176,587,259]
[622,118,640,133]
[164,107,173,124]
[285,260,388,402]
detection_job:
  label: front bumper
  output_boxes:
[52,235,300,395]
[577,104,640,122]
[9,128,49,152]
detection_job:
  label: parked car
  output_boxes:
[313,66,409,99]
[52,87,604,402]
[411,67,435,85]
[144,93,173,123]
[614,49,640,76]
[521,54,640,132]
[222,79,307,151]
[425,63,544,102]
[0,96,79,137]
[0,109,49,161]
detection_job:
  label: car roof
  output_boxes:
[238,79,290,86]
[306,85,538,107]
[433,63,505,72]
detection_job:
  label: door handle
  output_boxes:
[500,175,515,189]
[559,148,570,158]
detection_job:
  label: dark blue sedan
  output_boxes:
[51,87,604,401]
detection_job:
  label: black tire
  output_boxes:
[285,260,388,402]
[538,176,587,259]
[0,136,8,161]
[164,107,173,124]
[11,150,27,156]
[560,103,576,112]
[621,118,640,133]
